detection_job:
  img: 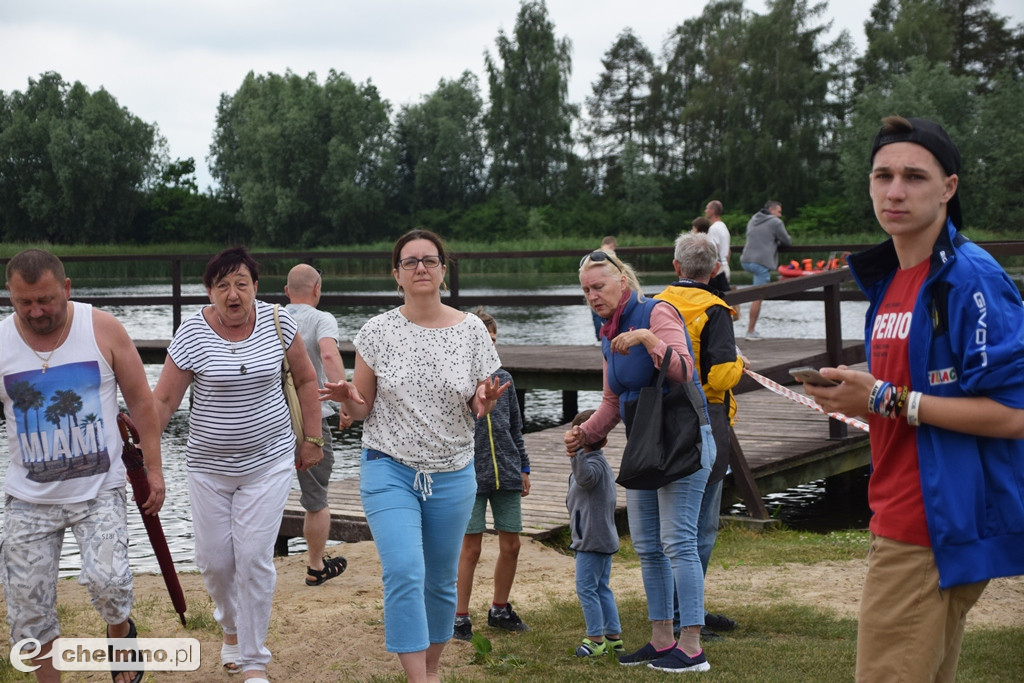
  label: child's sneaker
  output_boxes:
[575,638,607,658]
[604,637,625,655]
[453,616,473,642]
[488,603,530,632]
[647,647,711,673]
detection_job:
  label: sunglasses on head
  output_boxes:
[580,250,623,271]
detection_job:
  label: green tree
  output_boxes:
[735,0,836,212]
[840,58,977,228]
[393,72,486,214]
[617,141,667,235]
[133,158,249,244]
[485,0,577,206]
[586,28,657,174]
[856,0,1023,94]
[658,0,748,184]
[210,70,393,246]
[0,72,160,243]
[970,72,1024,229]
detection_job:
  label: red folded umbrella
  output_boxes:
[117,413,187,626]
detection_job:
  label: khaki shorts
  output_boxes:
[856,533,987,683]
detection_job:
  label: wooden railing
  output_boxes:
[2,241,1021,342]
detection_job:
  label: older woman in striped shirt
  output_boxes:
[154,247,322,683]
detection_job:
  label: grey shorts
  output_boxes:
[1,488,132,644]
[296,419,335,511]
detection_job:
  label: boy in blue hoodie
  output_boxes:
[566,409,623,658]
[454,309,532,641]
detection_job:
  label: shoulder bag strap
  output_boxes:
[273,304,291,372]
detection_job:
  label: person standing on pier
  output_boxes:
[318,229,508,683]
[564,250,715,673]
[704,200,732,294]
[655,232,744,639]
[153,247,324,682]
[0,248,164,683]
[739,200,791,339]
[285,263,352,587]
[802,116,1024,682]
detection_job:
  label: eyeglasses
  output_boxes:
[579,250,623,272]
[397,255,443,271]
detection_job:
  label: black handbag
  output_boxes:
[616,346,707,490]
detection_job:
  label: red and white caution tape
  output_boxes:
[743,368,870,433]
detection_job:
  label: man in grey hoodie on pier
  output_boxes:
[739,201,791,339]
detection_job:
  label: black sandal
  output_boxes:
[106,617,143,683]
[305,553,347,586]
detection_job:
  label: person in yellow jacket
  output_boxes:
[655,232,745,639]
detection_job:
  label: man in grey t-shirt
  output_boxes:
[285,264,351,586]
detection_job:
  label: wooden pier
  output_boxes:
[275,337,871,544]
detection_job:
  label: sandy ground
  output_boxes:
[17,535,1024,682]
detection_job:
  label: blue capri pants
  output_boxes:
[359,449,476,653]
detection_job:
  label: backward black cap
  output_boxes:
[870,117,963,230]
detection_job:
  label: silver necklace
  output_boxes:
[215,310,252,373]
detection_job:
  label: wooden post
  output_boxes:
[728,427,770,519]
[448,257,460,308]
[823,281,848,440]
[562,390,578,424]
[172,257,182,332]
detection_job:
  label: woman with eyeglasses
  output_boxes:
[319,228,508,682]
[564,251,715,673]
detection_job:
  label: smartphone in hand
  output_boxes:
[789,366,839,387]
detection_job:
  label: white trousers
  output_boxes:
[188,458,292,672]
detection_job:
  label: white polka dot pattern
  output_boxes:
[355,308,501,471]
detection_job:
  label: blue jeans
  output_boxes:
[697,478,723,575]
[741,261,772,286]
[625,425,713,628]
[575,550,621,638]
[359,450,476,653]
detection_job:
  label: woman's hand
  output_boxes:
[471,376,512,418]
[564,425,584,454]
[610,328,657,355]
[320,380,365,406]
[295,440,323,472]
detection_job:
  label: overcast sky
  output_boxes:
[2,0,1021,191]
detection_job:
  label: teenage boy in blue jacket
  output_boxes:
[801,116,1024,682]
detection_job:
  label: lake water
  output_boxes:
[0,276,871,576]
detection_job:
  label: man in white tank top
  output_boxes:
[0,248,163,683]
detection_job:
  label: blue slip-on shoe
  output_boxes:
[648,647,711,673]
[618,641,675,666]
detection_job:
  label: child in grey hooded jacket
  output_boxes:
[567,410,623,658]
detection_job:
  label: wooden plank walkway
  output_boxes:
[278,337,872,542]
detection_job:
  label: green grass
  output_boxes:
[446,525,1018,683]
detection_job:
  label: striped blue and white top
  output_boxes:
[167,300,297,475]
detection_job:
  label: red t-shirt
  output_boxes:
[867,259,931,547]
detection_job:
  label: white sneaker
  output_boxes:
[745,330,762,340]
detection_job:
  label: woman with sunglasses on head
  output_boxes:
[564,251,715,673]
[319,228,508,683]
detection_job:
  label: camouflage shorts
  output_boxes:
[1,488,133,644]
